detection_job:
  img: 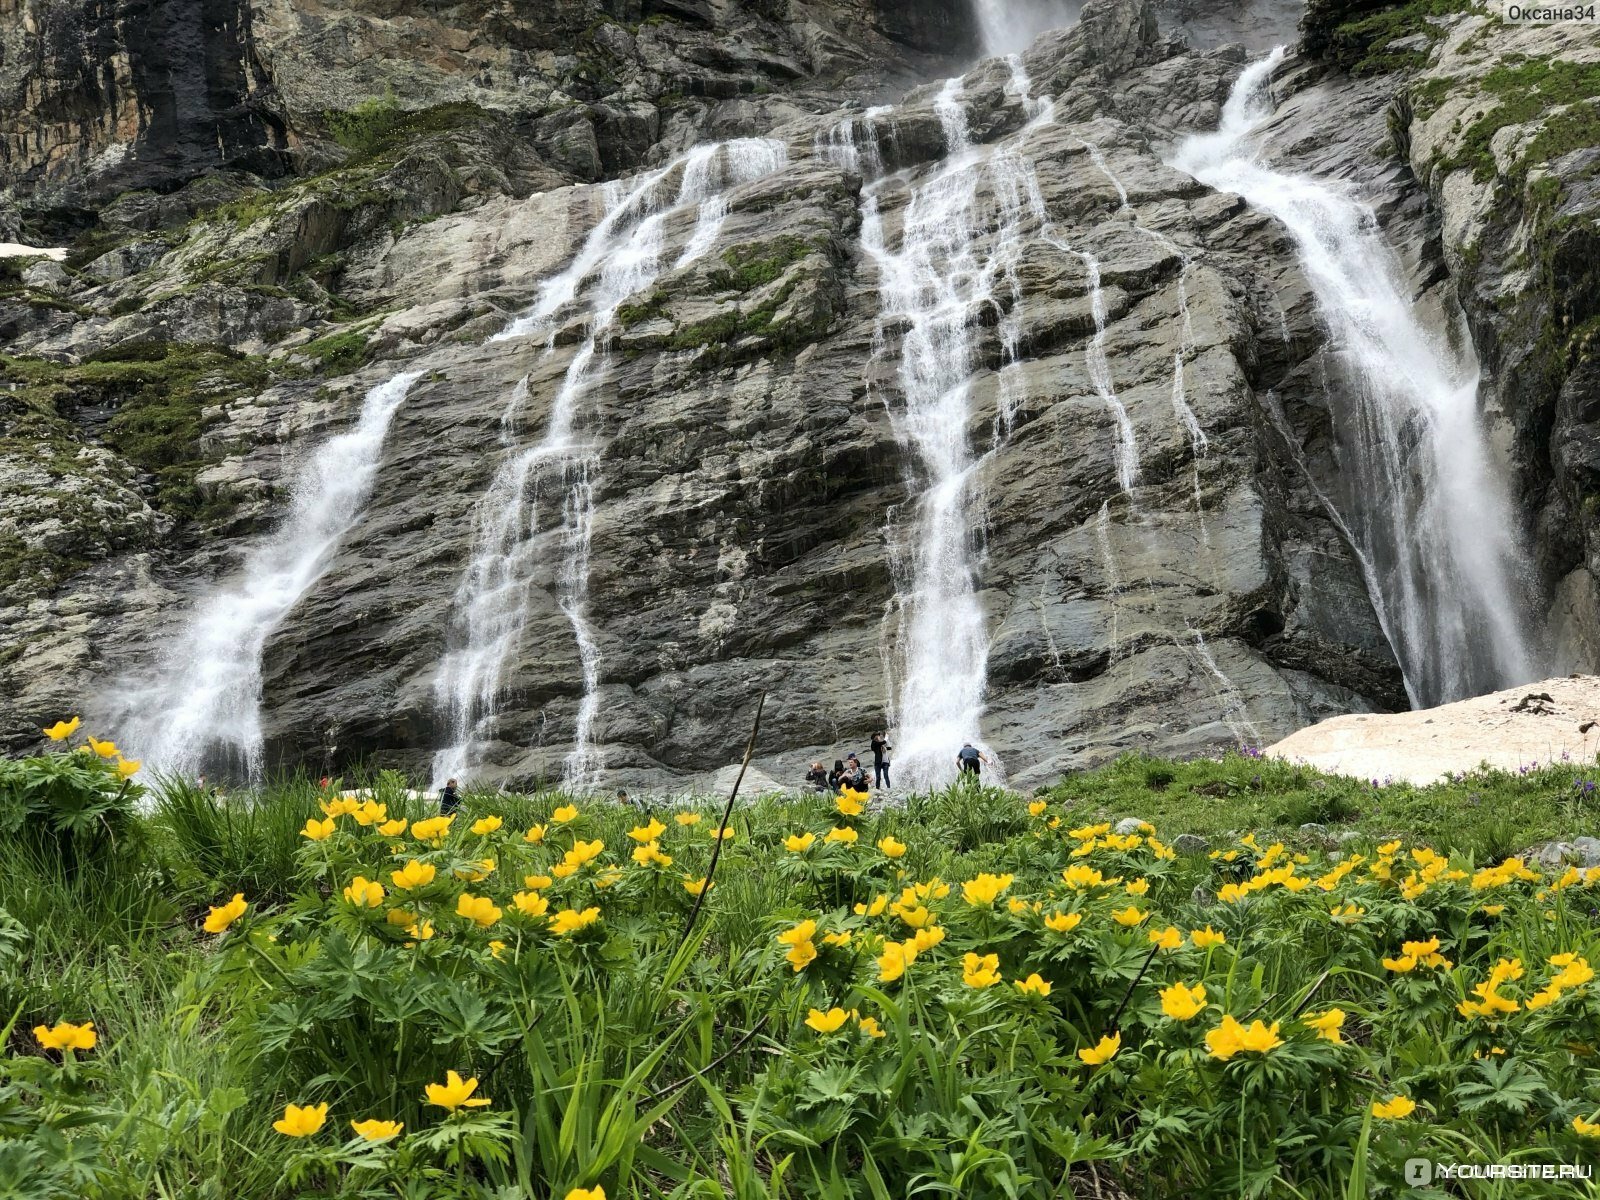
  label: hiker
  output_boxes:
[956,743,990,778]
[870,730,892,789]
[843,756,870,792]
[804,761,831,793]
[827,759,847,792]
[439,777,462,814]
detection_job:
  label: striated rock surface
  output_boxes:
[1,0,1597,794]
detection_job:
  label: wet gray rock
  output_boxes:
[1174,833,1210,855]
[7,0,1595,792]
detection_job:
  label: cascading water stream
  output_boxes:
[972,0,1083,55]
[114,370,424,778]
[854,66,1074,789]
[430,139,787,789]
[1171,50,1541,704]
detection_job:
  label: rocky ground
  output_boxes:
[1,0,1597,793]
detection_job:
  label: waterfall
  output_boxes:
[860,70,1068,790]
[1171,49,1540,704]
[430,139,787,789]
[115,370,424,778]
[971,0,1083,56]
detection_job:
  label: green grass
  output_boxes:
[5,746,1599,1199]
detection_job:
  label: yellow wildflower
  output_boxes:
[524,824,546,844]
[1190,925,1226,948]
[859,1015,886,1038]
[301,816,336,841]
[86,736,118,759]
[1028,799,1048,816]
[1014,973,1052,996]
[961,951,1002,988]
[1302,1008,1345,1043]
[1148,925,1182,951]
[350,1119,402,1141]
[411,816,452,842]
[455,893,502,928]
[675,811,702,826]
[805,1007,850,1034]
[470,815,502,836]
[343,876,384,907]
[378,817,408,837]
[391,860,436,890]
[1044,910,1083,933]
[785,832,816,853]
[548,907,601,936]
[631,840,673,868]
[683,876,712,896]
[825,826,858,844]
[877,940,911,982]
[1111,907,1147,927]
[512,891,550,918]
[203,893,247,934]
[1160,981,1208,1021]
[836,793,865,817]
[1371,1095,1416,1120]
[854,894,888,917]
[42,716,81,741]
[628,818,667,843]
[1573,1115,1600,1137]
[1078,1032,1120,1066]
[115,757,141,779]
[272,1102,328,1137]
[878,836,907,858]
[552,804,578,823]
[424,1070,490,1111]
[961,873,1014,907]
[1205,1014,1282,1060]
[33,1020,96,1052]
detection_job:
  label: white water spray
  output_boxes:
[116,371,424,778]
[431,139,787,788]
[972,0,1082,56]
[1171,50,1540,703]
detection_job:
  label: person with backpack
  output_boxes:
[870,731,892,789]
[956,743,989,778]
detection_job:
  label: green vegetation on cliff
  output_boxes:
[0,344,275,519]
[1303,0,1478,76]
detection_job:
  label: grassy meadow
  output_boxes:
[5,728,1600,1199]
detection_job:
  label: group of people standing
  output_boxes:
[805,730,893,794]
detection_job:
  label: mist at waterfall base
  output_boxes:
[112,371,423,779]
[1170,49,1541,706]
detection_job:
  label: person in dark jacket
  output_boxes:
[827,759,847,792]
[956,743,989,778]
[804,762,831,793]
[870,731,892,789]
[440,777,462,814]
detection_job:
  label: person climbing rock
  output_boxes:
[870,730,892,789]
[804,761,831,793]
[440,777,461,814]
[956,743,989,778]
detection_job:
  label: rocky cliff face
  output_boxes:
[2,0,1594,792]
